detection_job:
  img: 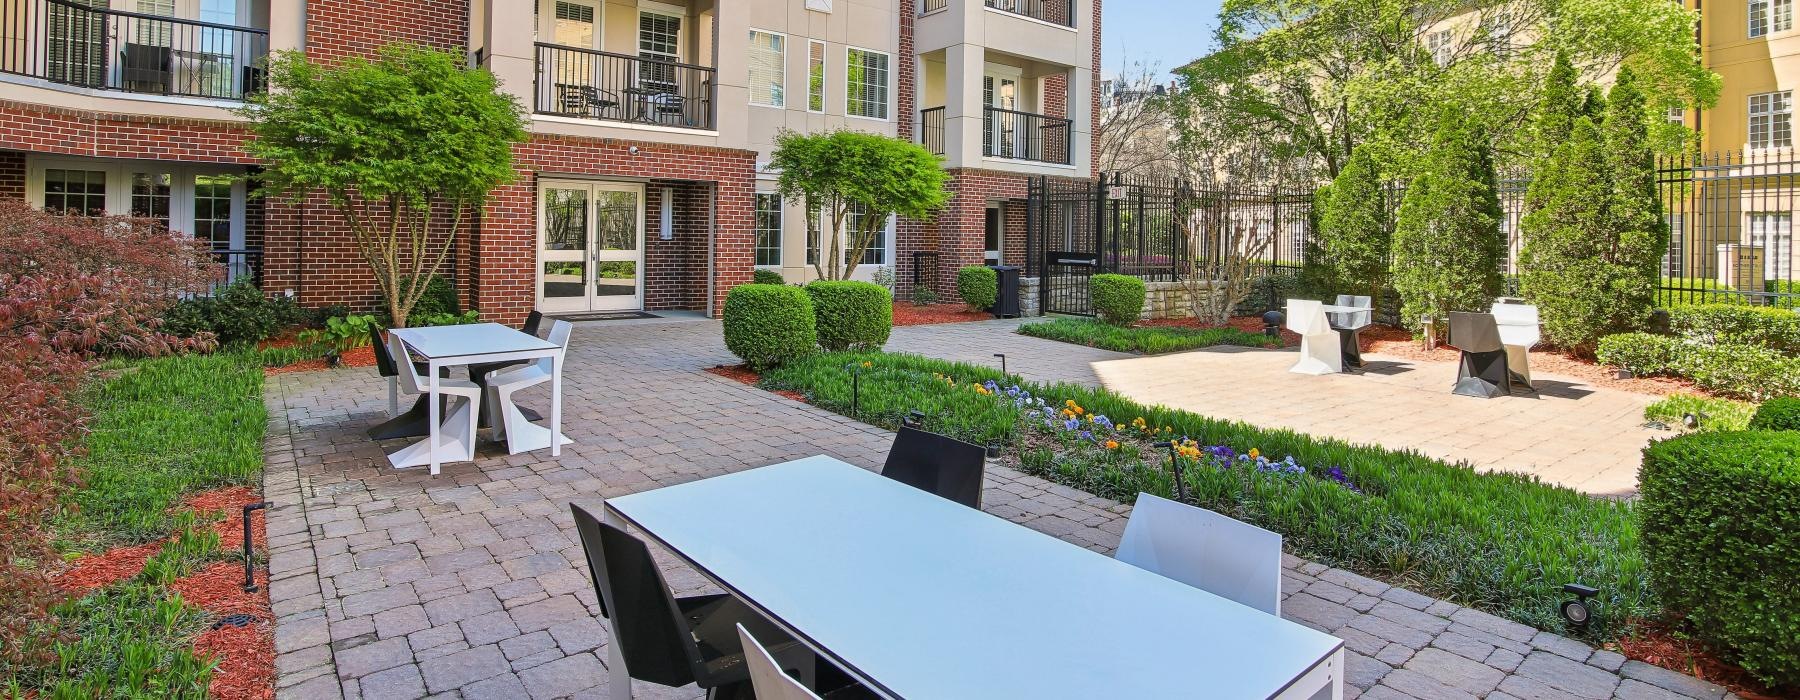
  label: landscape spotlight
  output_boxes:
[1560,583,1599,627]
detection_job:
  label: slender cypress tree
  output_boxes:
[1319,145,1390,302]
[1391,109,1506,337]
[1534,52,1582,159]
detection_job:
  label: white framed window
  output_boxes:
[26,157,248,254]
[1750,91,1793,149]
[638,10,682,92]
[1750,212,1794,281]
[748,29,785,108]
[1480,10,1512,57]
[845,47,890,120]
[845,203,893,266]
[807,40,827,113]
[755,193,783,267]
[1667,105,1686,125]
[1426,29,1453,67]
[1751,0,1794,37]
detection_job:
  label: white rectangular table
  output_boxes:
[389,323,563,475]
[601,456,1345,699]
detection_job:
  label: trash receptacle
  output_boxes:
[990,265,1021,319]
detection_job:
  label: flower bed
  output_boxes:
[760,350,1648,641]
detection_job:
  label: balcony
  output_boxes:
[919,106,1072,166]
[981,0,1074,27]
[0,0,268,101]
[533,43,714,131]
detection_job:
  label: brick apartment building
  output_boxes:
[0,0,1098,324]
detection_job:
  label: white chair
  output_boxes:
[1285,299,1343,375]
[1115,493,1284,616]
[1491,302,1541,390]
[385,334,484,469]
[485,320,574,455]
[737,624,823,700]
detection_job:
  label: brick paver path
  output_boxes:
[263,318,1729,700]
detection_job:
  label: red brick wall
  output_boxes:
[642,180,713,311]
[899,0,917,142]
[303,0,469,65]
[1003,199,1029,267]
[0,150,24,201]
[0,100,253,162]
[1045,74,1068,119]
[1089,0,1103,177]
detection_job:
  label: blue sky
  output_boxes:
[1102,0,1225,81]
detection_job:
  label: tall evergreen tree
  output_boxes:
[1534,52,1582,159]
[1391,109,1505,338]
[1319,145,1390,301]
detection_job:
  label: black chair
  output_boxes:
[570,503,814,699]
[881,423,988,509]
[121,43,172,94]
[1329,294,1373,370]
[365,326,448,440]
[1448,312,1511,399]
[469,310,545,426]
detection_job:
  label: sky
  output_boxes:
[1101,0,1226,82]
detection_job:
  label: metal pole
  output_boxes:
[242,501,272,592]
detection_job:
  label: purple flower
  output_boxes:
[1324,466,1363,493]
[1063,418,1082,431]
[1091,415,1114,430]
[1079,430,1093,441]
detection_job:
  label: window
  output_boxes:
[1750,212,1794,281]
[554,2,597,47]
[131,171,172,228]
[639,12,681,92]
[1664,213,1685,277]
[805,205,821,266]
[193,174,233,250]
[755,193,783,266]
[1426,29,1453,67]
[1480,10,1512,57]
[1750,91,1793,149]
[1751,0,1794,37]
[845,203,890,266]
[135,0,174,46]
[749,30,785,107]
[1667,105,1686,125]
[846,48,889,119]
[42,169,107,215]
[808,40,827,113]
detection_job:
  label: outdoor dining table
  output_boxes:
[388,323,563,476]
[599,455,1346,699]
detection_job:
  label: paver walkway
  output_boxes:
[263,318,1728,700]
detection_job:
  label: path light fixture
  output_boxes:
[1560,583,1599,627]
[994,353,1007,377]
[904,410,926,429]
[1261,311,1284,339]
[242,501,273,593]
[1683,412,1704,430]
[1151,440,1187,501]
[845,363,863,416]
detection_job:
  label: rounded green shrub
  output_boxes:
[1594,332,1679,376]
[1641,430,1800,686]
[1090,274,1147,326]
[752,268,786,285]
[1669,304,1800,356]
[723,284,817,371]
[956,266,998,311]
[1678,344,1800,402]
[1750,397,1800,431]
[159,279,300,345]
[806,281,892,352]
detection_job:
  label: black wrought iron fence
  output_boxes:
[534,43,715,130]
[0,0,268,100]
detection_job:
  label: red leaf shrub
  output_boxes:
[0,200,218,667]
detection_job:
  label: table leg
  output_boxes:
[1274,647,1344,700]
[601,506,631,699]
[428,360,441,476]
[550,353,563,458]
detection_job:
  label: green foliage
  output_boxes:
[956,266,998,311]
[1668,304,1800,355]
[1658,278,1754,308]
[1677,344,1800,402]
[1090,274,1148,325]
[770,130,950,280]
[7,583,215,699]
[1643,394,1757,432]
[1750,397,1800,431]
[411,309,482,327]
[723,284,817,371]
[1595,332,1680,375]
[909,283,938,306]
[1532,52,1582,164]
[1318,146,1391,298]
[159,280,307,345]
[296,313,380,355]
[1390,110,1504,336]
[1767,280,1800,309]
[752,269,786,285]
[398,274,460,318]
[53,352,266,551]
[1018,318,1282,354]
[805,281,893,352]
[135,515,225,588]
[1641,430,1800,685]
[762,350,1650,639]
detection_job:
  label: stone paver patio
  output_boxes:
[263,318,1727,700]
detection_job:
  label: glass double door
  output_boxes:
[538,181,644,313]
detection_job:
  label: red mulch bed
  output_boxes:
[52,540,167,596]
[1356,325,1698,397]
[1611,621,1794,700]
[706,365,807,403]
[892,303,993,326]
[262,344,376,376]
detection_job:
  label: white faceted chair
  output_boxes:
[738,624,823,700]
[485,320,574,455]
[384,334,484,469]
[1285,299,1343,375]
[1491,302,1541,390]
[1115,493,1284,616]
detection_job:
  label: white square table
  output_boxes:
[388,323,563,475]
[600,456,1346,699]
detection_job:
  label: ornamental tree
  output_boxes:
[242,43,527,328]
[1390,109,1505,337]
[1318,145,1390,301]
[769,130,950,281]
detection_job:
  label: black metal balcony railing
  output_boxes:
[210,248,263,289]
[0,0,268,100]
[920,107,946,155]
[535,42,715,131]
[983,0,1075,27]
[984,106,1072,165]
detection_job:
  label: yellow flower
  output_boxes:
[862,361,873,368]
[1248,448,1261,460]
[1066,399,1078,408]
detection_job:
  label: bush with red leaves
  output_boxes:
[0,200,218,666]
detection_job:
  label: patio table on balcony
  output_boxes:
[599,455,1346,700]
[388,323,564,475]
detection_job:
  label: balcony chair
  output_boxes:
[367,325,449,441]
[1329,294,1374,371]
[121,43,172,94]
[737,625,877,700]
[484,320,574,455]
[570,504,815,700]
[1448,312,1512,399]
[1284,299,1342,375]
[1490,301,1541,391]
[1114,493,1283,616]
[556,84,620,119]
[881,422,988,509]
[383,334,483,468]
[469,310,545,426]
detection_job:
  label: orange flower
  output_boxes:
[1248,448,1261,460]
[1105,440,1120,449]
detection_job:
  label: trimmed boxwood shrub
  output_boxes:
[1670,304,1800,355]
[1641,430,1800,686]
[1768,280,1800,310]
[1678,344,1800,401]
[1090,274,1147,326]
[752,269,785,285]
[723,284,817,371]
[1750,397,1800,431]
[957,266,998,311]
[806,281,892,352]
[1594,332,1680,375]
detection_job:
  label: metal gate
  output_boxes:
[1027,174,1189,316]
[1042,252,1099,316]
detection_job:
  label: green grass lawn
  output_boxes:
[761,351,1648,641]
[1643,393,1758,432]
[1017,317,1282,354]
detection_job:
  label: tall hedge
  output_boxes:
[1319,145,1390,301]
[1642,430,1800,686]
[1390,109,1504,336]
[723,284,817,371]
[806,281,892,351]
